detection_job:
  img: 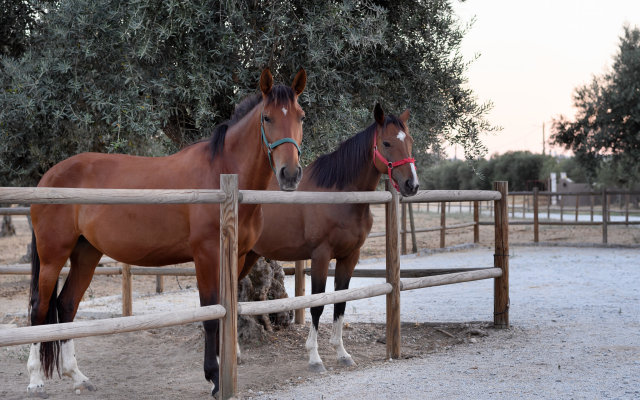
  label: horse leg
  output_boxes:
[56,237,102,393]
[192,242,221,397]
[331,250,359,367]
[305,254,330,373]
[27,231,76,398]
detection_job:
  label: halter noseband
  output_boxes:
[261,112,302,175]
[372,128,416,192]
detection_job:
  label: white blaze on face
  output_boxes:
[410,162,419,186]
[282,107,288,116]
[397,131,406,142]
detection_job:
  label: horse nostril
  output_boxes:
[296,166,303,180]
[279,166,287,182]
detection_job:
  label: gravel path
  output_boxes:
[49,246,640,399]
[248,246,640,400]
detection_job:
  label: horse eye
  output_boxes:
[263,116,271,123]
[383,141,391,148]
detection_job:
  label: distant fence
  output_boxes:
[374,189,640,251]
[0,179,509,400]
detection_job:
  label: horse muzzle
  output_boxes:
[277,164,303,191]
[400,178,419,197]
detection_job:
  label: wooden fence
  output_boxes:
[480,189,640,244]
[376,189,640,252]
[0,179,509,400]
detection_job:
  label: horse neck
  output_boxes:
[353,158,383,192]
[223,105,273,190]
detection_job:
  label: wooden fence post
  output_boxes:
[522,195,526,218]
[625,192,630,226]
[385,179,401,359]
[121,263,132,317]
[511,194,515,218]
[408,203,417,253]
[440,201,446,248]
[493,181,509,328]
[590,193,594,222]
[294,260,306,324]
[533,188,539,243]
[401,203,407,255]
[602,188,608,244]
[219,174,239,400]
[575,195,579,222]
[473,201,479,243]
[155,275,164,294]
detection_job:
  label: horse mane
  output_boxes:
[209,85,296,160]
[308,115,406,189]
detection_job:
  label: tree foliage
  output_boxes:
[421,151,554,191]
[551,26,640,187]
[0,0,495,186]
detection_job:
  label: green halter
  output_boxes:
[261,112,302,174]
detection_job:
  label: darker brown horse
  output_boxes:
[27,68,307,397]
[241,103,418,371]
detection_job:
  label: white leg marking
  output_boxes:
[60,340,94,391]
[330,316,354,364]
[410,163,419,186]
[305,325,323,367]
[236,341,242,363]
[281,107,288,116]
[27,343,46,394]
[396,131,406,141]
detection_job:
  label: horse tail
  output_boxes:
[29,231,60,378]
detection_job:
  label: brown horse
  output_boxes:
[241,103,418,371]
[27,68,306,397]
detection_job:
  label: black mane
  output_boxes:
[308,115,406,189]
[209,85,296,160]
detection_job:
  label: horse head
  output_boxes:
[259,68,307,191]
[372,103,419,197]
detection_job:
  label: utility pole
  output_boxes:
[542,122,546,155]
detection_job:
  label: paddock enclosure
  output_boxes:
[0,178,509,399]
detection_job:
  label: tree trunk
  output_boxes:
[237,258,292,343]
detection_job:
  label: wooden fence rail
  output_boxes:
[0,181,508,400]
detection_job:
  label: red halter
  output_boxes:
[372,129,416,192]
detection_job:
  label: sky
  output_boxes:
[450,0,640,159]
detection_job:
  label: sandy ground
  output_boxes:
[1,210,639,399]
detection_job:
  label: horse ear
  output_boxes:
[291,68,307,95]
[399,109,410,124]
[260,68,273,95]
[374,103,384,126]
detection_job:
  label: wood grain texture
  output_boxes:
[0,187,225,204]
[239,190,391,204]
[121,263,132,317]
[219,175,239,400]
[239,283,392,316]
[400,190,501,203]
[493,181,509,328]
[0,305,225,346]
[385,180,401,359]
[294,260,306,324]
[400,268,502,291]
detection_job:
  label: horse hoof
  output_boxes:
[27,386,48,399]
[338,356,356,367]
[308,362,326,373]
[74,380,97,393]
